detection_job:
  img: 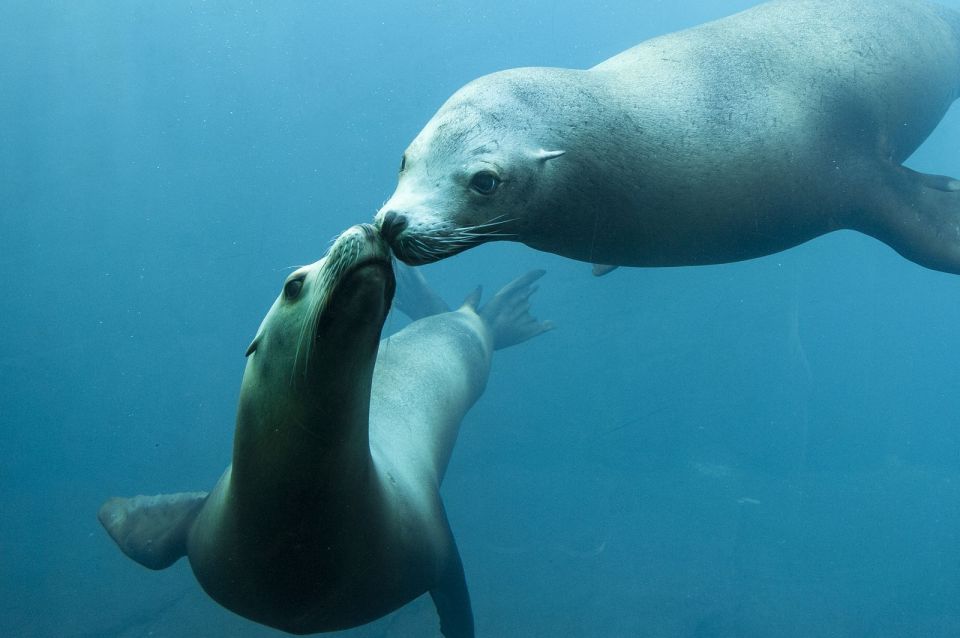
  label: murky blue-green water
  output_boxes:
[2,1,959,636]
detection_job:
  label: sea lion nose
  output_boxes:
[378,211,408,243]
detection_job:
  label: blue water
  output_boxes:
[2,1,959,636]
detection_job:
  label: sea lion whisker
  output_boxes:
[291,281,322,384]
[455,217,515,232]
[290,241,357,385]
[459,219,505,229]
[453,230,516,239]
[409,237,444,258]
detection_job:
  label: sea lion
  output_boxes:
[98,224,551,637]
[375,0,960,274]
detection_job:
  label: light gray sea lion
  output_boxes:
[375,0,960,274]
[98,224,551,637]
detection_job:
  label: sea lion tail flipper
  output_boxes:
[98,492,208,570]
[429,536,475,638]
[393,260,451,320]
[477,269,554,350]
[859,164,960,274]
[460,286,482,311]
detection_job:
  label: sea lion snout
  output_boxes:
[330,223,392,266]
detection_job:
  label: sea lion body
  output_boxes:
[98,225,550,637]
[377,0,960,273]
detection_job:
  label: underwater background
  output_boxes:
[2,1,960,636]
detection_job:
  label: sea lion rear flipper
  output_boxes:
[98,492,208,570]
[477,269,554,350]
[592,263,619,276]
[861,164,960,274]
[429,540,475,638]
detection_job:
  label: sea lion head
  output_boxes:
[375,70,566,265]
[238,223,394,442]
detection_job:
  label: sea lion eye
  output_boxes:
[284,276,305,300]
[470,171,500,195]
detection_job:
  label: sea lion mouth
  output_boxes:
[321,224,391,289]
[316,225,394,328]
[383,215,517,265]
[324,257,395,323]
[289,225,394,379]
[325,224,396,306]
[389,233,472,265]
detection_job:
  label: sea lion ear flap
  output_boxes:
[245,336,260,357]
[533,149,566,162]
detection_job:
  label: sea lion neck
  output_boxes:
[228,342,379,505]
[229,227,394,506]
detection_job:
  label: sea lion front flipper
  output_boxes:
[429,538,475,638]
[98,492,208,570]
